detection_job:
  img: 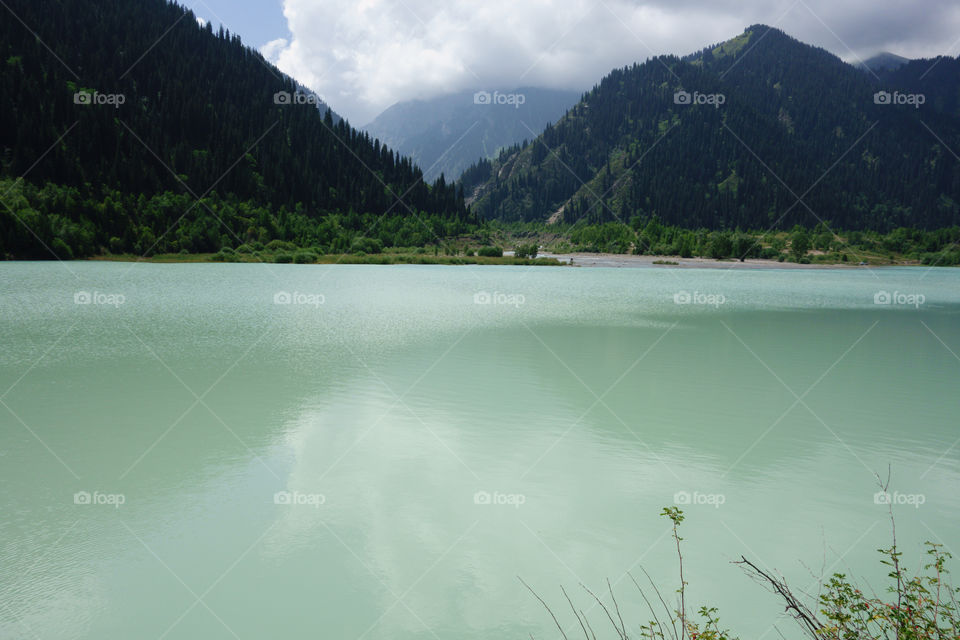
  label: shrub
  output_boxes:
[790,229,811,258]
[514,243,539,259]
[265,239,297,252]
[708,232,734,259]
[477,246,503,257]
[526,504,960,640]
[351,237,383,254]
[293,251,315,264]
[51,237,74,260]
[760,247,780,260]
[273,253,293,263]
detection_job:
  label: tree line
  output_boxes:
[0,0,471,259]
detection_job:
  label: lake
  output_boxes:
[1,261,958,639]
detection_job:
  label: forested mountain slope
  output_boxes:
[0,0,469,258]
[462,26,960,231]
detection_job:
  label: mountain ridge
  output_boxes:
[857,51,912,73]
[0,0,469,258]
[363,87,582,182]
[461,25,960,231]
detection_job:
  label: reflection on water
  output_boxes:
[1,263,958,639]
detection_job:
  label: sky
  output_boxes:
[181,0,960,125]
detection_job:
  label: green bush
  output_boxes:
[266,239,297,252]
[708,232,734,259]
[760,247,780,260]
[351,237,383,254]
[477,246,503,257]
[293,251,316,264]
[51,237,74,260]
[528,506,960,640]
[274,253,293,263]
[790,228,811,258]
[514,243,539,259]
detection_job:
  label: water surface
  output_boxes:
[1,262,958,639]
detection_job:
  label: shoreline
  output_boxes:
[64,252,928,269]
[535,252,901,269]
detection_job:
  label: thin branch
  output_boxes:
[608,577,629,640]
[581,582,627,640]
[519,576,570,640]
[562,584,590,640]
[734,556,822,638]
[581,609,598,640]
[629,571,672,640]
[640,566,679,640]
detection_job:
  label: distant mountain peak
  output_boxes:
[688,25,797,64]
[363,87,581,182]
[857,52,911,72]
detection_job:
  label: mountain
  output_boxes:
[0,0,468,259]
[363,88,581,183]
[461,26,960,231]
[857,52,911,73]
[293,83,343,125]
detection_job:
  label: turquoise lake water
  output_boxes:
[1,262,958,639]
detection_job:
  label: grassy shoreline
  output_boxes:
[89,252,566,267]
[79,229,956,268]
[84,250,942,268]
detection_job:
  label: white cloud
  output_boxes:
[260,0,960,124]
[196,16,207,27]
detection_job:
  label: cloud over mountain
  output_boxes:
[262,0,960,123]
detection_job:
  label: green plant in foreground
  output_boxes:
[522,507,737,640]
[524,500,959,639]
[814,543,959,640]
